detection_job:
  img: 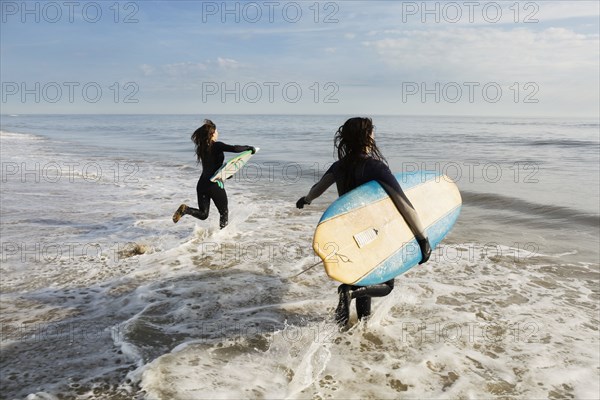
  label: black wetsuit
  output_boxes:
[185,141,253,224]
[304,156,426,323]
[323,157,404,196]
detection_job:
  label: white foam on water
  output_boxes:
[131,238,598,399]
[0,129,45,140]
[1,121,598,399]
[25,393,59,400]
[136,322,338,400]
[116,231,600,400]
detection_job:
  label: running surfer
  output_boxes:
[296,117,432,326]
[173,119,256,229]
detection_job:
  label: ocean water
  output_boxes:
[0,114,598,399]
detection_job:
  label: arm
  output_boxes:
[368,162,426,236]
[215,142,255,153]
[376,180,426,240]
[378,180,431,264]
[371,161,431,264]
[305,172,335,203]
[296,169,336,209]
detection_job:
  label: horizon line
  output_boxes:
[1,113,599,120]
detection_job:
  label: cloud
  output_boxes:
[217,57,241,69]
[134,58,258,93]
[163,62,208,77]
[138,58,244,80]
[362,27,599,82]
[537,2,600,21]
[140,64,155,76]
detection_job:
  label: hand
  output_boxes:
[417,237,432,264]
[296,196,310,209]
[250,146,256,154]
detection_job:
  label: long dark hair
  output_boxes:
[191,119,216,162]
[334,117,387,188]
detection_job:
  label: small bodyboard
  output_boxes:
[209,147,259,189]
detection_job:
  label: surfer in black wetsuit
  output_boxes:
[173,119,255,229]
[296,117,431,326]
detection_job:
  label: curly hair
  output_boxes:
[334,117,387,188]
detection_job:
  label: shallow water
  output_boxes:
[0,114,598,399]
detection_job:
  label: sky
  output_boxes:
[1,0,599,117]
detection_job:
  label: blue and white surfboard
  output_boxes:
[313,171,461,285]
